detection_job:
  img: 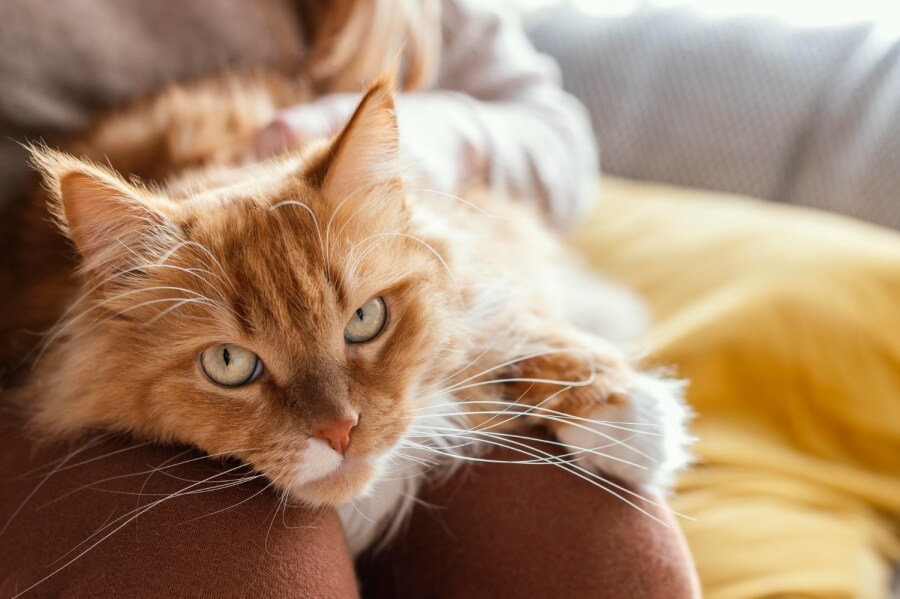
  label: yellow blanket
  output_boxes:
[570,178,900,599]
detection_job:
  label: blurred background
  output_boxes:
[516,0,900,229]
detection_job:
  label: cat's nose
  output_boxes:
[314,412,359,455]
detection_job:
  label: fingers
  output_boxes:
[255,94,361,159]
[255,119,295,159]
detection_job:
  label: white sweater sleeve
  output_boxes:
[421,0,599,228]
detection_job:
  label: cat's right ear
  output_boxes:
[30,147,177,280]
[303,73,402,203]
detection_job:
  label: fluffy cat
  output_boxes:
[11,72,691,555]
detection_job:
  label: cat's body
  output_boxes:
[8,73,690,554]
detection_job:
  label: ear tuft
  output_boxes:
[29,145,175,282]
[305,72,402,201]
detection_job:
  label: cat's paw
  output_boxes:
[555,372,693,493]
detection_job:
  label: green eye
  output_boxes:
[200,344,261,387]
[344,297,387,344]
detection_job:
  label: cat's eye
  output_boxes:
[344,297,387,344]
[200,344,262,387]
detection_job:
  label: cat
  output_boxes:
[11,72,691,555]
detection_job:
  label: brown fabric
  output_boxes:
[0,0,306,208]
[0,418,698,598]
[360,428,699,599]
[0,416,359,598]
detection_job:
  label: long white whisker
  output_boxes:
[422,338,500,393]
[268,200,327,269]
[413,408,654,461]
[1,435,112,536]
[409,187,514,220]
[429,347,597,395]
[5,462,257,599]
[467,383,551,433]
[425,372,597,400]
[401,436,677,525]
[37,449,261,509]
[409,425,646,470]
[345,232,463,301]
[324,190,368,273]
[417,401,664,435]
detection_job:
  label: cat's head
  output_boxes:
[29,77,464,505]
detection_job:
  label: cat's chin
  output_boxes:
[292,458,380,506]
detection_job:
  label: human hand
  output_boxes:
[255,92,485,195]
[255,93,361,158]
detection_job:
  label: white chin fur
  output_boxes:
[335,374,692,556]
[290,438,344,487]
[338,452,427,556]
[338,397,464,556]
[555,372,693,494]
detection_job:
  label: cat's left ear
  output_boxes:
[305,74,402,201]
[30,147,177,282]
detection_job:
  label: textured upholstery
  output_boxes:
[528,7,900,229]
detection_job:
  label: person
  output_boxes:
[0,1,699,596]
[1,0,595,229]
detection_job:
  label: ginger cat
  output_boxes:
[9,73,690,554]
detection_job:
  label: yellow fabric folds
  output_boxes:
[570,178,900,599]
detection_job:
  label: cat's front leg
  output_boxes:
[473,335,692,493]
[552,370,692,492]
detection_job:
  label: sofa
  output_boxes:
[528,7,900,598]
[529,6,900,231]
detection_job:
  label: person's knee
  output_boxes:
[361,428,699,598]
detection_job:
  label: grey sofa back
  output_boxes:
[529,7,900,229]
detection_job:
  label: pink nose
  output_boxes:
[314,414,358,455]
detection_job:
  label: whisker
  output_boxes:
[422,347,597,397]
[400,438,574,468]
[401,435,678,525]
[421,337,499,394]
[416,401,664,435]
[426,372,596,400]
[48,462,254,565]
[409,187,514,221]
[27,237,235,369]
[412,408,654,462]
[268,200,327,268]
[467,383,555,433]
[36,448,260,510]
[1,435,113,536]
[11,433,120,481]
[345,231,463,301]
[324,190,369,276]
[36,285,227,360]
[5,462,256,598]
[178,477,273,525]
[76,475,265,499]
[409,425,645,470]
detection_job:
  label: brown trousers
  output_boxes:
[0,419,698,598]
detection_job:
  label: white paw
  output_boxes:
[555,372,693,493]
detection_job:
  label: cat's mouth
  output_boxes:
[294,456,381,505]
[326,456,370,479]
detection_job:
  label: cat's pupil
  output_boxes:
[223,347,231,366]
[356,308,365,321]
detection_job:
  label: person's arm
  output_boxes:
[257,0,598,229]
[0,422,359,598]
[359,427,701,598]
[415,0,599,228]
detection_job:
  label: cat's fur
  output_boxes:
[11,73,691,554]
